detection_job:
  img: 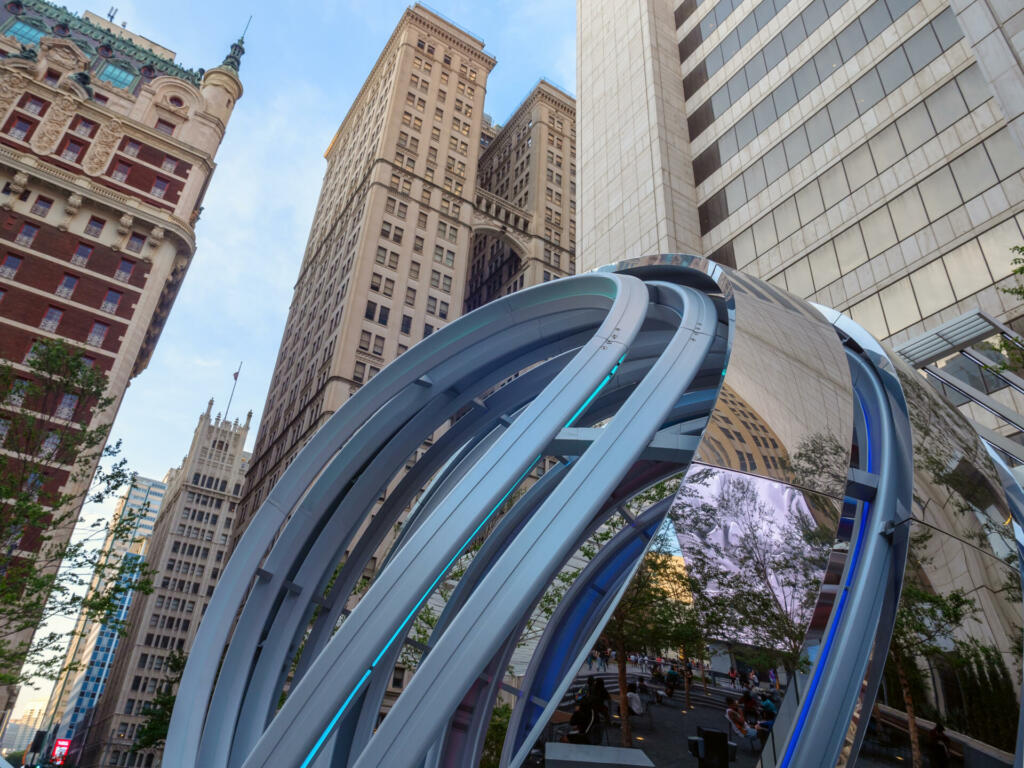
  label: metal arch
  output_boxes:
[770,307,915,768]
[502,495,676,767]
[231,273,652,768]
[166,273,649,768]
[348,282,719,767]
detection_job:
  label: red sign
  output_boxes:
[51,738,71,765]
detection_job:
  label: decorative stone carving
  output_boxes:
[10,171,28,196]
[82,119,123,176]
[58,192,82,229]
[39,39,89,72]
[1,169,28,210]
[30,95,76,156]
[148,226,165,244]
[0,70,30,119]
[117,213,134,236]
[64,192,82,216]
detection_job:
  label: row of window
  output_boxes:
[688,0,917,145]
[719,65,997,270]
[698,10,965,234]
[681,0,793,94]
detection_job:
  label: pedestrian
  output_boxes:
[729,667,738,688]
[586,650,594,671]
[927,723,952,767]
[768,668,777,689]
[566,697,596,745]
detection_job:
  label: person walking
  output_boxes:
[729,667,738,689]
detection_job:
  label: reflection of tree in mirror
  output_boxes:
[786,431,849,504]
[673,470,835,675]
[896,365,1017,564]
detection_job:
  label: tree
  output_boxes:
[887,576,974,768]
[478,701,511,768]
[0,338,148,689]
[674,471,835,676]
[132,649,187,752]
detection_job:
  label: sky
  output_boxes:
[11,0,576,721]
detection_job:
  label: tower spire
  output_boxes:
[221,18,249,72]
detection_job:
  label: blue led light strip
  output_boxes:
[779,392,873,767]
[299,358,624,768]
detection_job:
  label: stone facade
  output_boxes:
[235,4,496,546]
[467,80,576,311]
[0,0,241,736]
[79,402,250,768]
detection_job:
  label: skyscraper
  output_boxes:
[79,400,250,768]
[40,477,165,757]
[578,0,1024,350]
[466,80,577,311]
[0,1,243,726]
[234,5,497,541]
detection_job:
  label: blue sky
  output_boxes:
[12,0,575,719]
[88,0,576,478]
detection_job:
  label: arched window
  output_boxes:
[97,60,137,90]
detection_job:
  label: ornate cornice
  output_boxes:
[19,0,204,85]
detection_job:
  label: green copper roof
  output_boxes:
[19,0,207,86]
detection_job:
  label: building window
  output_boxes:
[114,258,134,282]
[7,19,46,46]
[126,232,145,253]
[61,139,84,162]
[112,161,131,182]
[401,314,412,334]
[40,306,62,332]
[353,361,366,383]
[358,330,371,351]
[124,139,141,157]
[97,62,136,90]
[43,69,59,86]
[71,242,92,266]
[151,178,170,199]
[8,117,31,140]
[377,305,390,326]
[101,289,121,313]
[161,155,178,173]
[55,273,78,298]
[72,117,96,138]
[55,392,78,420]
[154,118,175,136]
[364,300,376,320]
[85,217,105,237]
[15,223,38,246]
[29,196,51,217]
[1,253,22,278]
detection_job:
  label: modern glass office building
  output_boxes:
[164,258,1023,768]
[577,0,1024,361]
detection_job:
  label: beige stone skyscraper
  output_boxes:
[466,80,576,310]
[235,5,496,539]
[79,400,250,768]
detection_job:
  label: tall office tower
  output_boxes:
[40,477,166,753]
[578,0,1024,350]
[234,5,496,542]
[0,1,243,725]
[79,401,250,767]
[465,80,577,311]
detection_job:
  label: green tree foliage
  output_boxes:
[674,472,835,675]
[132,649,188,752]
[478,701,512,768]
[887,556,975,768]
[0,338,149,687]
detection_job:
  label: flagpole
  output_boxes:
[224,361,242,422]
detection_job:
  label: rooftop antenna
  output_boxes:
[107,6,117,22]
[241,15,252,40]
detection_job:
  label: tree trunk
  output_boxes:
[616,637,631,747]
[896,657,923,768]
[685,669,692,709]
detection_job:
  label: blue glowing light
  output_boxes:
[780,391,874,767]
[301,358,624,766]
